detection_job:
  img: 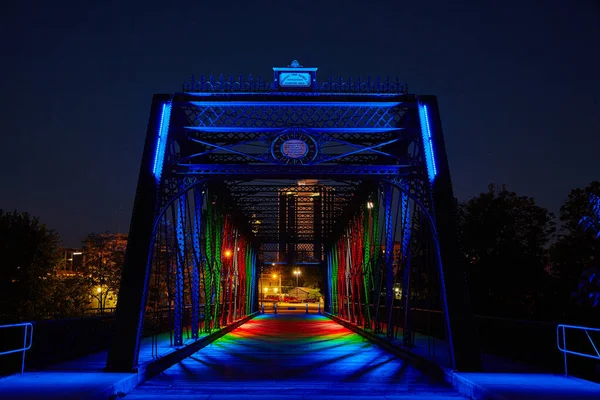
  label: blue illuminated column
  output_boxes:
[418,103,438,183]
[417,96,482,371]
[152,102,172,182]
[107,94,174,372]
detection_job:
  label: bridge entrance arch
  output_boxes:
[106,61,481,373]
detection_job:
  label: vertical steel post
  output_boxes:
[191,187,203,339]
[418,96,482,371]
[107,94,171,372]
[173,192,186,346]
[314,191,323,262]
[400,182,413,346]
[384,184,394,339]
[21,324,27,374]
[279,194,287,263]
[563,326,568,376]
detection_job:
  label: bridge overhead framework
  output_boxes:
[106,61,482,373]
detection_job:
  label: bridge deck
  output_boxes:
[1,313,599,399]
[126,313,465,399]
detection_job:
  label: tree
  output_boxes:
[308,288,322,301]
[457,184,555,316]
[46,275,91,318]
[549,182,600,310]
[81,233,125,313]
[0,210,63,321]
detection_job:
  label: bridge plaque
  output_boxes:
[281,139,308,158]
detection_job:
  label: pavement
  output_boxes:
[0,310,598,400]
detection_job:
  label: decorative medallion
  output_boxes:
[279,72,312,88]
[281,139,308,158]
[271,130,318,165]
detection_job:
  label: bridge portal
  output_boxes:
[106,61,481,373]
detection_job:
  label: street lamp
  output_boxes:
[272,273,281,299]
[293,269,301,288]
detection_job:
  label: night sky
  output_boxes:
[1,1,598,247]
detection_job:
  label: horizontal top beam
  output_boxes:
[173,93,415,103]
[176,164,419,178]
[184,127,404,133]
[189,101,402,107]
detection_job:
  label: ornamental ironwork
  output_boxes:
[271,129,318,165]
[182,74,408,94]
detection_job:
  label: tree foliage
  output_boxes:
[308,288,322,301]
[45,275,91,318]
[457,184,555,315]
[0,210,63,321]
[81,233,125,312]
[549,181,600,309]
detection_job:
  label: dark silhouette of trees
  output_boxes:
[457,184,555,317]
[0,210,63,321]
[46,275,90,318]
[548,181,600,313]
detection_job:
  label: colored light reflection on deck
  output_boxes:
[182,314,440,388]
[127,313,465,398]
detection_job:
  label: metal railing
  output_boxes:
[0,322,34,374]
[557,324,600,376]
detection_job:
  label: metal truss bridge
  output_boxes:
[106,61,481,375]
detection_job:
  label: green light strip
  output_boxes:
[204,197,214,332]
[213,212,223,329]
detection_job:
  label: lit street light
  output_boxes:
[272,273,281,299]
[293,269,301,288]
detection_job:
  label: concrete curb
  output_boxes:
[447,372,509,400]
[324,313,509,400]
[95,312,259,400]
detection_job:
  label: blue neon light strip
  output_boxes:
[184,127,404,133]
[190,101,401,108]
[152,102,172,181]
[186,92,402,98]
[418,104,437,182]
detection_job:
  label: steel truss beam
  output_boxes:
[177,164,419,177]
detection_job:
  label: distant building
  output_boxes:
[58,248,84,276]
[287,286,314,301]
[259,272,282,299]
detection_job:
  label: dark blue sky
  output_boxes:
[1,1,598,247]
